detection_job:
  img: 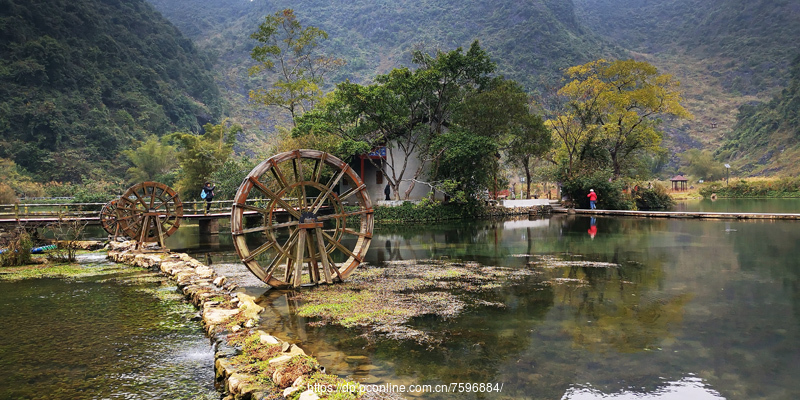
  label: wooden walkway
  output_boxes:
[552,206,800,220]
[0,201,259,226]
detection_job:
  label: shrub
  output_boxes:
[561,172,634,210]
[0,229,34,267]
[699,178,800,198]
[0,182,17,203]
[373,199,483,223]
[633,182,674,210]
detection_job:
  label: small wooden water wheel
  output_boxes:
[115,181,183,249]
[231,149,374,289]
[99,199,120,236]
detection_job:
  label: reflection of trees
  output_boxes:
[550,265,691,353]
[728,221,800,326]
[528,215,690,353]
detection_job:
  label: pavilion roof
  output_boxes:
[670,175,688,182]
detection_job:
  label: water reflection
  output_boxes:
[169,214,800,399]
[588,216,597,239]
[564,376,725,399]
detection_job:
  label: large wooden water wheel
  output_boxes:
[231,149,374,289]
[99,199,119,236]
[115,182,183,248]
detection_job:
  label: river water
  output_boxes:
[0,256,216,400]
[179,211,800,400]
[7,198,800,399]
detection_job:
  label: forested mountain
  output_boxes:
[0,0,223,182]
[148,0,621,91]
[574,0,800,97]
[718,54,800,175]
[573,0,800,173]
[2,0,797,185]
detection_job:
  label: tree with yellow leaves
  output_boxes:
[547,59,693,180]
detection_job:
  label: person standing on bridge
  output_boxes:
[587,189,597,210]
[202,182,215,212]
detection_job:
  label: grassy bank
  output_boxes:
[698,177,800,198]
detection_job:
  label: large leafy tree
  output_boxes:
[122,137,178,185]
[168,120,241,198]
[547,59,692,180]
[294,41,497,200]
[507,114,553,198]
[249,9,344,126]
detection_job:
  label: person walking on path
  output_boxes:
[587,189,597,209]
[202,182,215,212]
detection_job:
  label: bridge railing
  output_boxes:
[0,199,270,221]
[0,202,107,220]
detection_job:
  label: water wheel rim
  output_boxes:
[100,199,118,235]
[231,149,373,288]
[116,181,183,241]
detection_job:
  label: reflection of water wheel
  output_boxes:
[231,149,374,289]
[116,182,183,248]
[100,199,119,236]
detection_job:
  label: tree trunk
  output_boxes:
[523,160,532,199]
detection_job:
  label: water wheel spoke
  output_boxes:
[233,220,298,236]
[116,205,142,213]
[311,167,348,214]
[263,251,289,283]
[339,184,366,202]
[338,227,371,238]
[149,188,157,209]
[233,203,271,215]
[152,193,180,210]
[292,158,308,209]
[132,190,148,209]
[242,240,276,263]
[320,230,360,262]
[317,209,370,222]
[311,156,324,183]
[270,162,290,190]
[248,176,301,219]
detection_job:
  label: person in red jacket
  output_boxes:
[587,189,597,209]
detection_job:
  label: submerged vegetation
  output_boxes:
[291,260,540,344]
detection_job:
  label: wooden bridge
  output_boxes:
[0,200,252,227]
[553,206,800,220]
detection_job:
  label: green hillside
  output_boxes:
[145,0,624,152]
[574,0,800,97]
[149,0,620,91]
[0,0,224,182]
[717,54,800,175]
[574,0,800,174]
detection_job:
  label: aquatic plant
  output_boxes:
[291,260,539,344]
[0,229,33,267]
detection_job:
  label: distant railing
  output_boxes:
[0,200,243,222]
[0,198,312,223]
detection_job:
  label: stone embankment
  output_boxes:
[107,242,325,400]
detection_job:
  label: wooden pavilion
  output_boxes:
[670,175,688,191]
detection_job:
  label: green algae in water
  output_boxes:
[0,269,216,399]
